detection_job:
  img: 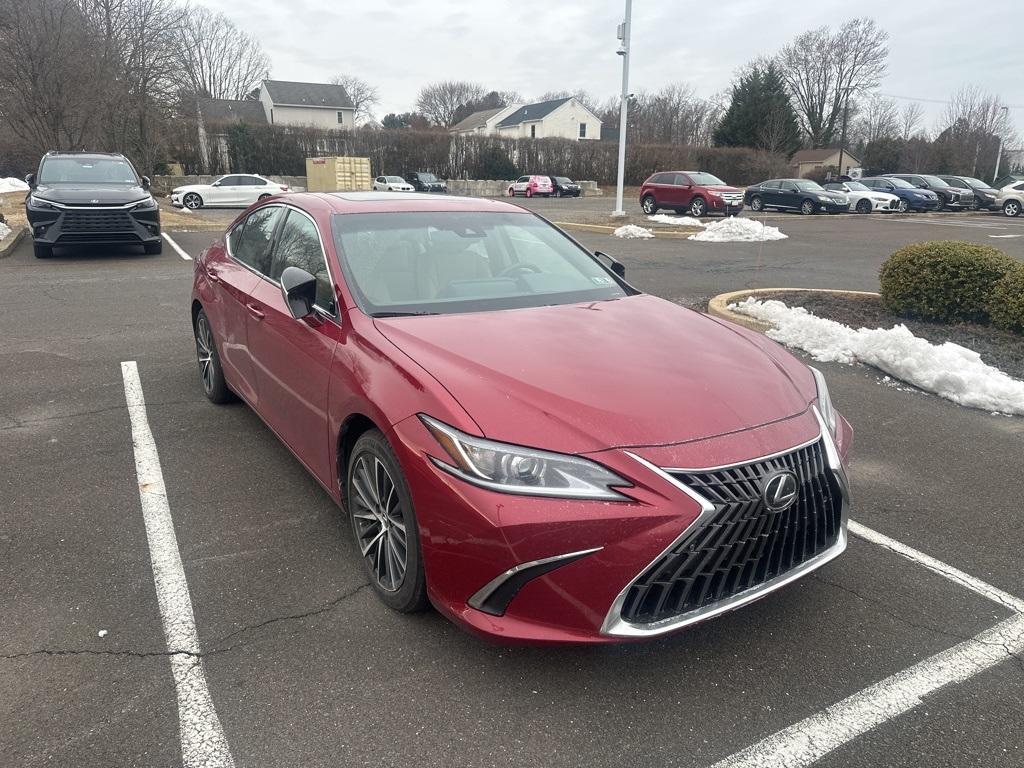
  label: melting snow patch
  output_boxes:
[689,217,787,242]
[730,297,1024,416]
[647,214,705,228]
[0,222,11,241]
[98,629,108,638]
[0,177,30,193]
[613,224,654,239]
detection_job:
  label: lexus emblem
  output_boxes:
[762,471,799,511]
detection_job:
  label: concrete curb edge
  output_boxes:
[0,226,27,259]
[707,287,882,333]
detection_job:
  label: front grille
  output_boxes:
[62,209,135,233]
[620,440,842,625]
[720,193,744,205]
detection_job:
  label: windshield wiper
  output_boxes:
[370,311,439,318]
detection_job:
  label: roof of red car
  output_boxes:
[310,191,529,215]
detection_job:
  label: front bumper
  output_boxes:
[709,195,745,214]
[817,200,851,213]
[26,201,161,247]
[910,197,941,211]
[390,406,851,644]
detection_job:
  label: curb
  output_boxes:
[554,221,701,239]
[0,226,27,259]
[707,287,881,333]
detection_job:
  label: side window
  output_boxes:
[761,180,780,189]
[270,210,334,311]
[376,177,385,183]
[518,176,530,183]
[781,182,797,192]
[675,174,691,186]
[233,206,283,275]
[578,122,587,138]
[221,175,242,186]
[250,177,268,186]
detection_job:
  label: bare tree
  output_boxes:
[174,7,270,100]
[776,17,889,147]
[625,84,722,146]
[415,81,487,127]
[899,101,925,140]
[935,86,1016,176]
[853,93,899,146]
[538,89,597,111]
[330,74,380,125]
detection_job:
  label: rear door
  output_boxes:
[244,207,341,487]
[245,176,271,204]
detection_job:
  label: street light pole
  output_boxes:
[993,105,1010,185]
[836,87,851,180]
[612,0,632,217]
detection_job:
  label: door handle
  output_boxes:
[246,303,265,320]
[206,268,221,283]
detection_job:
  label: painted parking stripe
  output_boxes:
[121,361,235,768]
[709,520,1024,768]
[162,232,193,260]
[880,217,1008,230]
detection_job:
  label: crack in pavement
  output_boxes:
[0,582,372,663]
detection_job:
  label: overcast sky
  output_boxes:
[203,0,1022,138]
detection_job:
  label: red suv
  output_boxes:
[639,171,745,217]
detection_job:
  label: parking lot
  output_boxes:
[2,203,1023,767]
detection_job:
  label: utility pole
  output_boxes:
[836,87,851,179]
[993,105,1010,185]
[612,0,632,217]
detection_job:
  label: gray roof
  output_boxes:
[197,98,267,124]
[262,79,354,109]
[497,97,572,127]
[791,148,859,165]
[449,107,506,132]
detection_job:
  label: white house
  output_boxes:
[494,97,602,141]
[258,80,356,129]
[449,104,523,136]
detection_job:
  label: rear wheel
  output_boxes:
[641,195,657,215]
[855,198,872,214]
[1005,200,1022,217]
[183,192,203,210]
[258,193,271,201]
[689,197,707,217]
[347,430,428,612]
[800,199,816,215]
[194,309,234,404]
[144,240,162,255]
[33,242,53,259]
[749,195,764,212]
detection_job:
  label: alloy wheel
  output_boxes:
[801,200,815,215]
[690,198,706,217]
[350,454,408,592]
[195,315,215,395]
[1005,201,1021,217]
[750,196,763,212]
[184,193,202,209]
[898,199,909,213]
[641,196,656,214]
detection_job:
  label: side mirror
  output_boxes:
[141,176,151,189]
[280,266,318,319]
[25,173,36,189]
[594,250,626,279]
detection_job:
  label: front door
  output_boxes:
[778,181,800,209]
[245,207,341,487]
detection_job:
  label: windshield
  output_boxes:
[39,156,138,185]
[958,177,986,189]
[554,177,572,184]
[845,181,869,191]
[332,211,628,316]
[385,176,405,183]
[418,173,438,182]
[689,172,726,186]
[921,175,949,188]
[883,177,914,189]
[795,181,825,191]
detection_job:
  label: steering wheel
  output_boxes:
[498,263,541,278]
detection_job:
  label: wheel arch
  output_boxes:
[337,413,384,503]
[191,299,203,329]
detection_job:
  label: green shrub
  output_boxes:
[879,241,1020,324]
[989,266,1024,333]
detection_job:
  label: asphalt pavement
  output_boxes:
[1,204,1022,768]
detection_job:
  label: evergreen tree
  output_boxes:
[714,61,801,156]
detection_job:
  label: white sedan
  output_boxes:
[823,181,900,213]
[170,174,289,209]
[372,175,415,192]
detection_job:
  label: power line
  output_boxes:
[878,92,1024,109]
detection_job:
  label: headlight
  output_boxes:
[29,195,58,210]
[420,415,630,500]
[810,367,837,435]
[816,196,831,202]
[132,196,157,210]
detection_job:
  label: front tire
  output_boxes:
[33,242,53,259]
[800,199,816,215]
[194,309,234,404]
[183,192,203,210]
[347,430,428,613]
[641,195,657,214]
[689,197,707,217]
[749,195,764,212]
[1005,200,1022,217]
[507,187,515,197]
[897,199,909,213]
[855,198,872,214]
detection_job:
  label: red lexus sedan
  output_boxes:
[190,192,851,643]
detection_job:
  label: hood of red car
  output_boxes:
[706,184,743,193]
[374,295,811,454]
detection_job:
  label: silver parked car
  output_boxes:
[372,175,414,192]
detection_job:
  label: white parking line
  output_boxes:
[162,232,192,260]
[710,519,1024,768]
[121,361,235,768]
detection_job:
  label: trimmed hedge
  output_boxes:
[879,241,1020,324]
[989,266,1024,333]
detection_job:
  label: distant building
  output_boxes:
[791,148,861,178]
[494,97,602,141]
[449,105,523,136]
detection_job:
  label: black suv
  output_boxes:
[404,171,448,193]
[25,151,161,258]
[883,173,973,211]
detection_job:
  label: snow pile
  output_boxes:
[0,177,30,193]
[689,217,787,242]
[730,297,1024,416]
[0,222,11,241]
[647,214,705,228]
[613,224,654,239]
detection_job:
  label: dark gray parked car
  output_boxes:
[937,175,1000,210]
